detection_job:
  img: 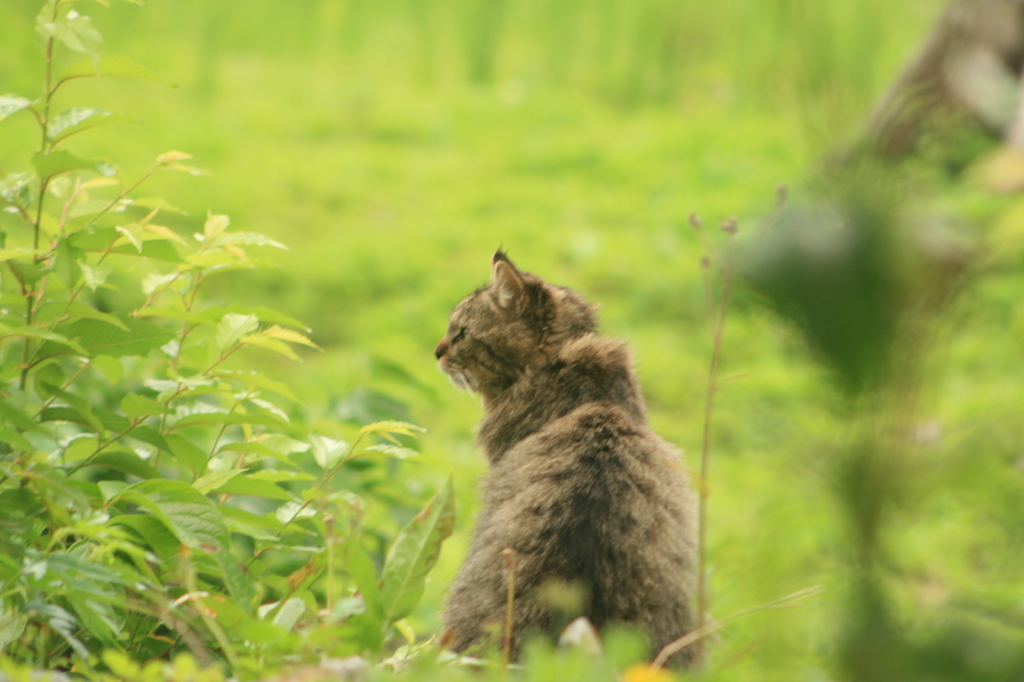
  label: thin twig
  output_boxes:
[501,547,516,669]
[653,585,822,668]
[248,433,369,565]
[67,417,144,474]
[757,184,789,245]
[695,229,736,665]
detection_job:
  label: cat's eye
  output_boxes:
[452,327,468,343]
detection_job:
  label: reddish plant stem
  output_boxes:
[695,234,735,665]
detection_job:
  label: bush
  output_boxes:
[0,1,451,677]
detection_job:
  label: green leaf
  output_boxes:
[67,595,119,647]
[212,476,294,502]
[272,598,306,631]
[68,226,118,250]
[220,505,284,539]
[57,54,162,83]
[0,247,41,263]
[358,420,427,439]
[32,150,98,180]
[68,227,184,262]
[124,425,170,452]
[310,433,349,471]
[217,441,289,457]
[359,444,420,460]
[263,325,321,351]
[54,239,84,287]
[120,392,170,419]
[1,326,88,355]
[0,399,38,431]
[111,239,183,262]
[215,312,259,352]
[0,94,32,122]
[78,259,112,290]
[0,612,28,653]
[51,302,128,331]
[98,480,128,501]
[0,173,35,211]
[201,304,310,332]
[117,479,230,550]
[156,151,193,165]
[172,411,288,430]
[140,271,179,296]
[40,406,83,423]
[165,433,208,476]
[185,251,239,268]
[259,434,310,455]
[217,441,300,469]
[63,435,99,462]
[216,548,257,611]
[238,329,299,360]
[85,451,160,479]
[110,513,180,560]
[0,428,33,451]
[347,540,383,620]
[40,383,105,436]
[91,355,123,383]
[250,470,314,483]
[212,370,298,401]
[48,107,128,143]
[48,316,174,358]
[5,259,45,286]
[275,501,315,526]
[40,603,87,658]
[240,333,301,362]
[212,231,287,250]
[203,213,229,241]
[193,469,246,494]
[69,225,186,262]
[380,477,456,623]
[36,5,102,61]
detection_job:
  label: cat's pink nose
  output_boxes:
[434,340,448,359]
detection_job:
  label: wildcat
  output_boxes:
[434,252,697,667]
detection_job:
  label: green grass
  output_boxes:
[4,0,1024,679]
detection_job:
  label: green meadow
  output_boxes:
[2,0,1024,680]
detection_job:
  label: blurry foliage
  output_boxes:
[0,1,452,678]
[745,163,1024,680]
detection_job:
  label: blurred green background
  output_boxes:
[3,0,1024,678]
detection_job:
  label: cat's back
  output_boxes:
[478,347,696,651]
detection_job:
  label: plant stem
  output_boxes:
[502,547,516,669]
[67,417,143,474]
[654,585,822,668]
[181,548,240,671]
[249,434,368,565]
[21,21,58,390]
[695,233,735,665]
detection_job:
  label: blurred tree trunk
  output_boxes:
[866,0,1024,156]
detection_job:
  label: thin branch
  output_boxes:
[695,229,736,665]
[653,585,822,668]
[757,184,788,244]
[249,434,369,565]
[502,547,516,669]
[67,417,144,474]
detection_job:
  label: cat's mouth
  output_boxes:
[439,359,479,393]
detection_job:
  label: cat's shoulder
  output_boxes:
[554,333,634,373]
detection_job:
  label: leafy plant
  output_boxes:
[0,1,452,677]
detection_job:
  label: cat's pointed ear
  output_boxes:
[490,251,525,310]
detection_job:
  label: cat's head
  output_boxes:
[435,251,598,398]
